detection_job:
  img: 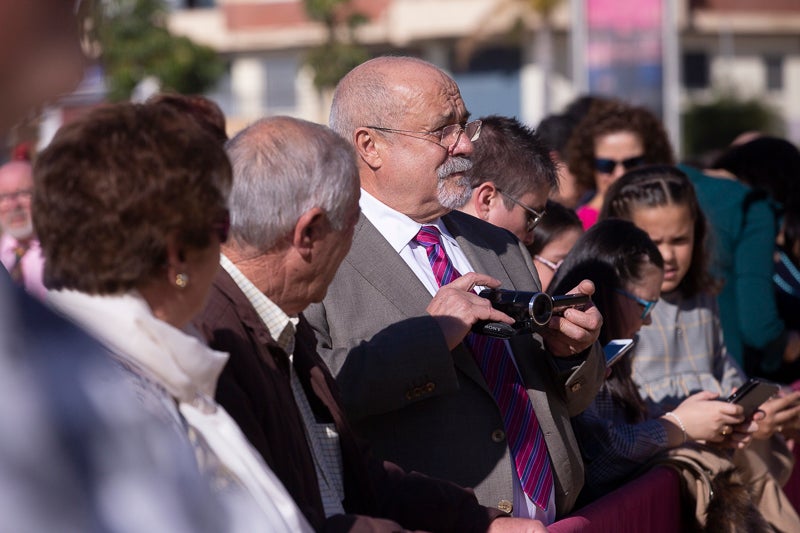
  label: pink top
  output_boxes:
[1,233,46,300]
[576,205,599,230]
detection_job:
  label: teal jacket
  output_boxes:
[681,165,785,374]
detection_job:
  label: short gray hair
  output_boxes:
[225,116,359,251]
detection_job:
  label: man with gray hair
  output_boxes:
[304,56,604,524]
[194,116,546,532]
[0,160,45,298]
[458,115,557,247]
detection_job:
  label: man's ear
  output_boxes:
[292,207,327,259]
[472,181,500,220]
[354,127,382,170]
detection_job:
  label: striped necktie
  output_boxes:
[413,225,553,509]
[8,243,27,285]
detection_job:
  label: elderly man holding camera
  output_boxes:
[194,115,554,532]
[304,56,604,524]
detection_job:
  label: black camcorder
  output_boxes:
[472,289,591,339]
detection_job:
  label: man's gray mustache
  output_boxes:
[437,157,472,179]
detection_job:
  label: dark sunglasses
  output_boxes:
[614,288,658,320]
[594,156,646,174]
[212,210,230,243]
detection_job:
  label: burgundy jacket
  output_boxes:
[193,270,505,532]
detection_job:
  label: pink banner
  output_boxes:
[586,0,664,115]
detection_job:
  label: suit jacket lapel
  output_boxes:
[443,212,514,289]
[345,214,434,317]
[346,214,492,393]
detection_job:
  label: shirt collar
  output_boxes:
[220,254,299,354]
[359,188,458,251]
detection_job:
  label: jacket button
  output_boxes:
[570,382,582,393]
[491,429,506,443]
[405,389,420,400]
[497,499,513,514]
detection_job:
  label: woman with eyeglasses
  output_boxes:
[35,100,313,531]
[563,99,674,230]
[548,220,757,514]
[527,200,583,291]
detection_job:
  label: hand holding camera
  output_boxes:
[472,289,591,339]
[425,273,517,350]
[427,275,601,356]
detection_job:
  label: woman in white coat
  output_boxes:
[35,99,312,533]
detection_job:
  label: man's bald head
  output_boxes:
[329,56,452,144]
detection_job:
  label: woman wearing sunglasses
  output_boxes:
[563,100,674,229]
[548,220,757,520]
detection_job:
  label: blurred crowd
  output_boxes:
[4,2,800,533]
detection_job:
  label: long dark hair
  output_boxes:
[550,219,663,423]
[600,165,718,298]
[527,200,583,257]
[711,136,800,209]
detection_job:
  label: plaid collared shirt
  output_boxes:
[631,290,746,417]
[221,255,345,517]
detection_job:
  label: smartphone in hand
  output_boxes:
[603,339,635,367]
[726,378,780,419]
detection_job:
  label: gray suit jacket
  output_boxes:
[304,210,604,516]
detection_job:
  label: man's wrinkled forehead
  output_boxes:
[392,67,469,124]
[0,162,33,189]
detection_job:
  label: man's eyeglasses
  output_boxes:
[594,156,645,174]
[212,210,230,244]
[367,120,482,151]
[614,288,658,320]
[534,255,563,273]
[496,189,545,233]
[0,189,33,203]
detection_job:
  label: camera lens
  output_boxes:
[528,293,553,326]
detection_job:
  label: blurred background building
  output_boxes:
[5,0,800,161]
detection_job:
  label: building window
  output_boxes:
[765,55,783,91]
[265,57,298,111]
[682,51,709,89]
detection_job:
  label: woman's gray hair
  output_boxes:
[225,116,359,252]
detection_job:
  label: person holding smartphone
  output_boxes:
[550,220,754,509]
[601,165,800,532]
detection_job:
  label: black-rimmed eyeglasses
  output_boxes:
[496,189,545,233]
[367,120,482,151]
